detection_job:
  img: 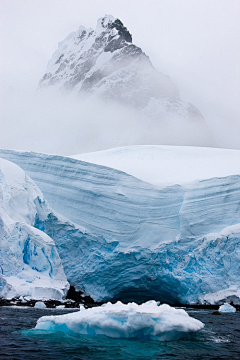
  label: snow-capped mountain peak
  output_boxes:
[39,14,145,96]
[38,15,213,146]
[95,14,132,43]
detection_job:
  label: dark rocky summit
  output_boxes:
[38,14,206,122]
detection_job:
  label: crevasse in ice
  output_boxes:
[0,158,69,300]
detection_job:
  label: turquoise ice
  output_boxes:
[0,149,239,304]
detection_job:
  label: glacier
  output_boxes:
[0,158,69,300]
[72,145,240,187]
[0,147,239,305]
[35,300,204,341]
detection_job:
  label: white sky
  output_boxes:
[0,0,240,150]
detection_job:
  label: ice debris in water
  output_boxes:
[34,301,47,309]
[56,305,65,309]
[35,300,204,341]
[218,303,236,313]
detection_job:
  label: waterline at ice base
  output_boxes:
[35,301,204,341]
[1,145,240,306]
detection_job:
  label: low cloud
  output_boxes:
[0,89,218,155]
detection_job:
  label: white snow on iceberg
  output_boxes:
[0,158,69,300]
[34,301,47,309]
[218,303,236,313]
[201,285,240,305]
[0,148,240,305]
[72,145,240,187]
[35,300,204,341]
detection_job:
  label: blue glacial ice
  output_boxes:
[218,303,236,313]
[34,301,47,309]
[0,149,239,304]
[0,158,69,300]
[35,300,204,341]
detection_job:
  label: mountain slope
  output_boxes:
[38,14,212,144]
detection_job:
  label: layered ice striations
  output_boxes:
[1,149,239,305]
[0,158,69,300]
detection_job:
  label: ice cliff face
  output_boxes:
[1,149,239,305]
[0,158,69,300]
[38,15,207,124]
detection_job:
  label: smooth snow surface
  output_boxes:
[35,300,204,341]
[0,158,69,300]
[72,145,240,187]
[218,303,236,313]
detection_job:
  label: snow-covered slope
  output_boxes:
[0,158,69,300]
[38,15,212,147]
[38,15,181,113]
[71,145,240,187]
[1,149,239,305]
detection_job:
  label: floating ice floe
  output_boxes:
[56,305,65,309]
[218,303,236,313]
[35,300,204,341]
[35,301,47,309]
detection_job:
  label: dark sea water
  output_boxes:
[0,306,239,360]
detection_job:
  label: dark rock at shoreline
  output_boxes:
[1,297,239,311]
[0,297,100,309]
[212,311,222,315]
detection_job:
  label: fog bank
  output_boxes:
[0,91,214,155]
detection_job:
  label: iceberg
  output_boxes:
[71,145,240,187]
[218,303,236,313]
[34,301,47,309]
[0,158,69,300]
[35,300,204,341]
[0,147,240,305]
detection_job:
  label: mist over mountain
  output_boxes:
[35,15,213,153]
[39,15,200,119]
[1,3,240,318]
[1,1,240,154]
